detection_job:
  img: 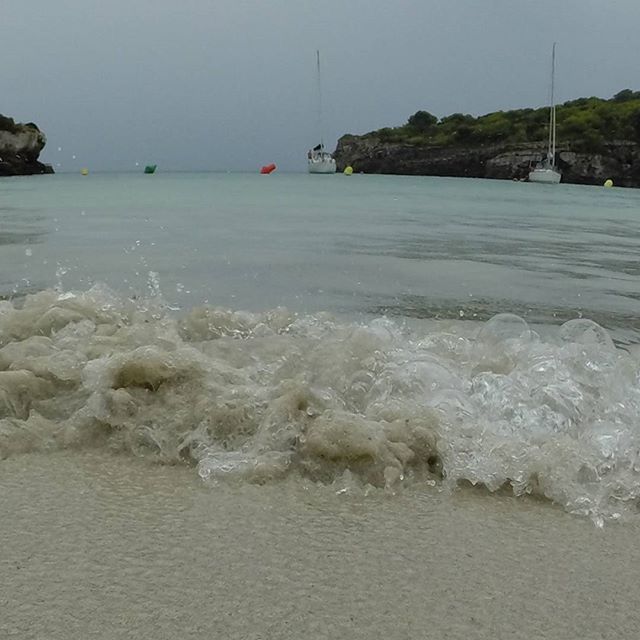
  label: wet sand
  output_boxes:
[1,451,639,639]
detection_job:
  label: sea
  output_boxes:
[2,172,640,638]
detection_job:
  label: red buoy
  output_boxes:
[260,163,276,174]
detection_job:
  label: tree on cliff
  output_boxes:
[613,89,640,102]
[0,115,19,133]
[407,111,438,132]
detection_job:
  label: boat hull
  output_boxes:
[528,168,561,184]
[308,158,336,174]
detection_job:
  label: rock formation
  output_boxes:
[333,135,640,187]
[0,115,53,176]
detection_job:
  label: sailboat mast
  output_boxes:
[550,42,557,167]
[316,50,324,150]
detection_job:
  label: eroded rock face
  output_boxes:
[334,135,640,186]
[0,116,53,176]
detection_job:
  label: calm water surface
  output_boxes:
[1,172,638,339]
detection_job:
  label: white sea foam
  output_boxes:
[0,285,639,525]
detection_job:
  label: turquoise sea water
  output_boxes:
[1,171,640,523]
[2,172,639,339]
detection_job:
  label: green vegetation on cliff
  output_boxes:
[0,114,40,135]
[364,90,640,152]
[0,114,20,133]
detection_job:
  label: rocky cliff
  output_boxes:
[0,116,53,176]
[333,136,640,187]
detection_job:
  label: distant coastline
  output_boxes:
[0,115,53,177]
[334,90,640,186]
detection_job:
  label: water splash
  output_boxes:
[0,284,638,524]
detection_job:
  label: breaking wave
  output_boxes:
[1,284,639,525]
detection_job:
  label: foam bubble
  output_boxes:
[0,285,638,524]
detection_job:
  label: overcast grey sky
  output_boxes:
[3,0,639,172]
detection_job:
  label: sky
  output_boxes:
[3,0,640,172]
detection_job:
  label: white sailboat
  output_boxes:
[308,50,336,174]
[529,43,561,184]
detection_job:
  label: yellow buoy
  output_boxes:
[343,165,353,175]
[80,168,89,176]
[604,179,613,188]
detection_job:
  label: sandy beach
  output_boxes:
[2,450,639,639]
